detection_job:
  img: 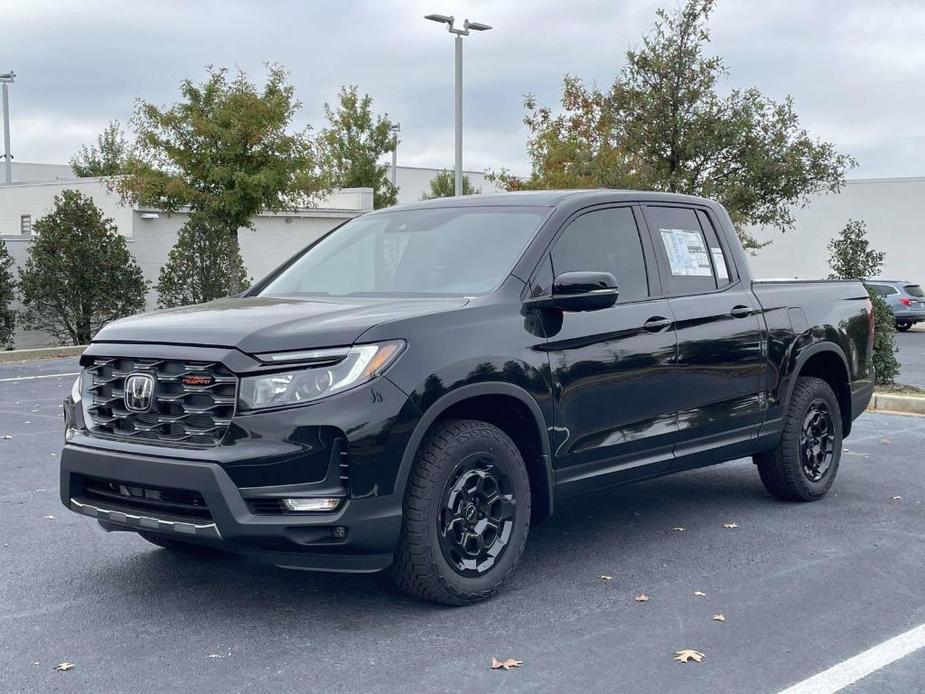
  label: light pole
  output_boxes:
[0,71,14,185]
[390,123,400,190]
[424,14,491,196]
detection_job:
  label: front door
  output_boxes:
[641,204,765,468]
[535,206,679,497]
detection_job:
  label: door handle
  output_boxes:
[730,305,753,319]
[643,316,672,332]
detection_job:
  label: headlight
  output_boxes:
[70,374,82,404]
[239,340,405,411]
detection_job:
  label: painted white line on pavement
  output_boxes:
[0,372,79,383]
[778,623,925,694]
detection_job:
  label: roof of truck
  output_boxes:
[383,189,719,211]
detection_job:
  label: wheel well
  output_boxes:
[796,351,852,435]
[435,394,551,525]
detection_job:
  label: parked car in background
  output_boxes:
[867,279,925,331]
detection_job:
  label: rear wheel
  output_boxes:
[896,321,912,332]
[754,376,842,501]
[392,419,531,605]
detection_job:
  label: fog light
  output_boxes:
[331,526,347,539]
[282,497,341,512]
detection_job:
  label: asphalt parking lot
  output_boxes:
[1,356,924,694]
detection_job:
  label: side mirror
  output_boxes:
[525,271,619,312]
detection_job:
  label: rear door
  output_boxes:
[641,204,766,468]
[535,205,679,496]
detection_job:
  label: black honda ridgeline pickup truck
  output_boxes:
[61,191,874,605]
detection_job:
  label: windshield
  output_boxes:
[258,206,548,297]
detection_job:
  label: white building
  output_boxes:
[748,177,925,282]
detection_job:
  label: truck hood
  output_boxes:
[92,295,471,354]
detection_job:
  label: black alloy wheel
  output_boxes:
[437,457,516,577]
[800,399,835,482]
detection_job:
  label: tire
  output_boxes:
[754,376,842,502]
[896,321,912,332]
[392,419,531,605]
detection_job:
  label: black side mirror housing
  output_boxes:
[525,271,619,312]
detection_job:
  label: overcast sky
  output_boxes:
[3,0,923,178]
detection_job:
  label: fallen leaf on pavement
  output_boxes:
[1,434,12,440]
[693,591,706,597]
[634,594,650,602]
[599,575,613,581]
[674,650,705,664]
[672,527,685,532]
[44,515,56,520]
[490,657,523,670]
[892,496,903,501]
[54,662,76,671]
[723,522,738,529]
[880,438,891,444]
[713,614,726,622]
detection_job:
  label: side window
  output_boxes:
[696,210,733,286]
[870,284,895,297]
[550,207,649,302]
[646,206,716,294]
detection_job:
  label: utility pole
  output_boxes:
[424,15,491,196]
[390,123,400,190]
[0,72,15,185]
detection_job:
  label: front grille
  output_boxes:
[80,475,212,521]
[84,357,237,447]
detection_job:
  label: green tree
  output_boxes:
[70,121,129,177]
[18,190,147,345]
[494,0,855,250]
[116,65,325,247]
[318,85,398,209]
[0,239,15,349]
[157,214,250,308]
[827,219,899,385]
[421,169,481,199]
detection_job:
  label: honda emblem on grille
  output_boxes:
[124,373,156,412]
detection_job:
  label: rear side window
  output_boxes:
[646,206,716,294]
[869,284,896,297]
[904,284,924,297]
[550,207,649,302]
[696,210,733,286]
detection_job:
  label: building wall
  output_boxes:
[6,161,75,183]
[387,165,504,205]
[0,177,132,237]
[749,177,925,281]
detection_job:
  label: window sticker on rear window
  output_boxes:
[659,228,712,277]
[711,248,729,280]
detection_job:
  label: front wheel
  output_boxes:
[896,321,912,332]
[754,376,842,501]
[392,419,531,605]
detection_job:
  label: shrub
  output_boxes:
[827,219,898,385]
[18,190,147,345]
[156,214,250,309]
[0,239,15,348]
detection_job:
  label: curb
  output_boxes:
[0,345,87,363]
[868,392,925,416]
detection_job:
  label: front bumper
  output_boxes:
[61,443,403,572]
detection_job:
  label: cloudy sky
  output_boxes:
[3,0,923,178]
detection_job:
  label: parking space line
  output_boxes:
[0,372,79,383]
[778,623,925,694]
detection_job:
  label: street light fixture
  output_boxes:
[425,14,492,196]
[0,71,14,185]
[390,123,401,190]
